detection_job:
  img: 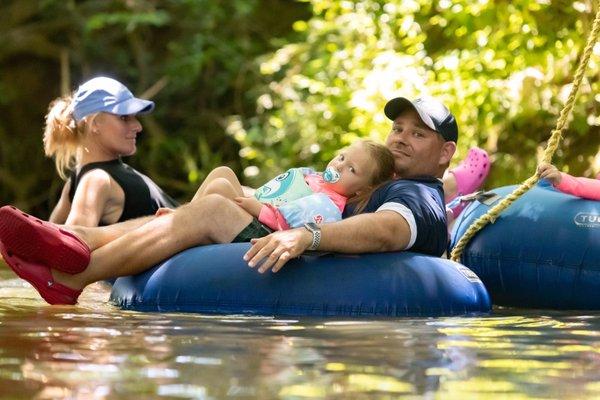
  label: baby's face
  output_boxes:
[325,142,376,197]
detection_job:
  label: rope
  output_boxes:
[450,5,600,262]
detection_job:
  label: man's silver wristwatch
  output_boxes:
[303,222,321,251]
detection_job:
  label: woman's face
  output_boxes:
[326,142,377,197]
[92,113,142,157]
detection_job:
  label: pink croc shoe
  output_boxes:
[0,205,90,274]
[447,147,490,203]
[0,241,81,305]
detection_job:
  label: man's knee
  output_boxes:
[187,193,225,211]
[185,194,251,243]
[187,193,241,219]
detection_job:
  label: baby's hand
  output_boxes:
[155,207,175,217]
[234,196,264,218]
[537,163,562,185]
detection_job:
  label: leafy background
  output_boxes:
[1,0,599,217]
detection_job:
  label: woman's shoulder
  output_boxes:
[67,167,125,226]
[73,168,114,198]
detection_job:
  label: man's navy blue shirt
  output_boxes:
[343,177,447,256]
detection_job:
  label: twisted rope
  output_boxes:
[450,5,600,262]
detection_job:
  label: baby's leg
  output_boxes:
[192,166,244,201]
[196,177,243,202]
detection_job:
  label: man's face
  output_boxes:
[385,108,455,178]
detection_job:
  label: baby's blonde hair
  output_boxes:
[43,94,91,179]
[346,140,395,214]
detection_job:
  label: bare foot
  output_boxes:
[443,171,458,203]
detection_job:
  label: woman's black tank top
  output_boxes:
[68,159,179,224]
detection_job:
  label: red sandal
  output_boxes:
[0,241,81,305]
[0,206,90,274]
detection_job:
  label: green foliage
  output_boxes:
[0,0,309,214]
[234,0,600,188]
[1,0,599,217]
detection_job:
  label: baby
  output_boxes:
[169,140,396,231]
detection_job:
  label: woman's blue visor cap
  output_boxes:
[72,76,155,122]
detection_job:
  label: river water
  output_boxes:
[1,266,599,399]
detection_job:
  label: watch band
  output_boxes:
[304,223,321,250]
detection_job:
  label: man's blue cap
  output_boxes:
[384,96,458,142]
[72,77,155,122]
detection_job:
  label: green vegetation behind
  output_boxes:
[0,0,598,217]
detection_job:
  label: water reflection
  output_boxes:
[1,266,600,399]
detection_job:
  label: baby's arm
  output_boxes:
[554,173,600,201]
[537,163,562,185]
[538,163,600,200]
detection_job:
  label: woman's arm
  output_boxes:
[49,180,73,224]
[65,169,115,226]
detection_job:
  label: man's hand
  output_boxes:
[244,228,313,273]
[234,196,264,218]
[537,163,562,185]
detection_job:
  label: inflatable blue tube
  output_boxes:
[450,183,600,309]
[110,243,491,317]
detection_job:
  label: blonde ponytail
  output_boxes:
[43,95,87,179]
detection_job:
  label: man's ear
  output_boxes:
[439,141,457,166]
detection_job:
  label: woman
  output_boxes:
[44,76,178,227]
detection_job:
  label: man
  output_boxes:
[245,96,456,272]
[0,96,457,305]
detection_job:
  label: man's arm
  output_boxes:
[244,210,411,273]
[320,210,410,252]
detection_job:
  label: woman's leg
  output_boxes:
[442,171,458,203]
[79,169,247,248]
[53,194,254,290]
[0,195,256,304]
[69,215,155,251]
